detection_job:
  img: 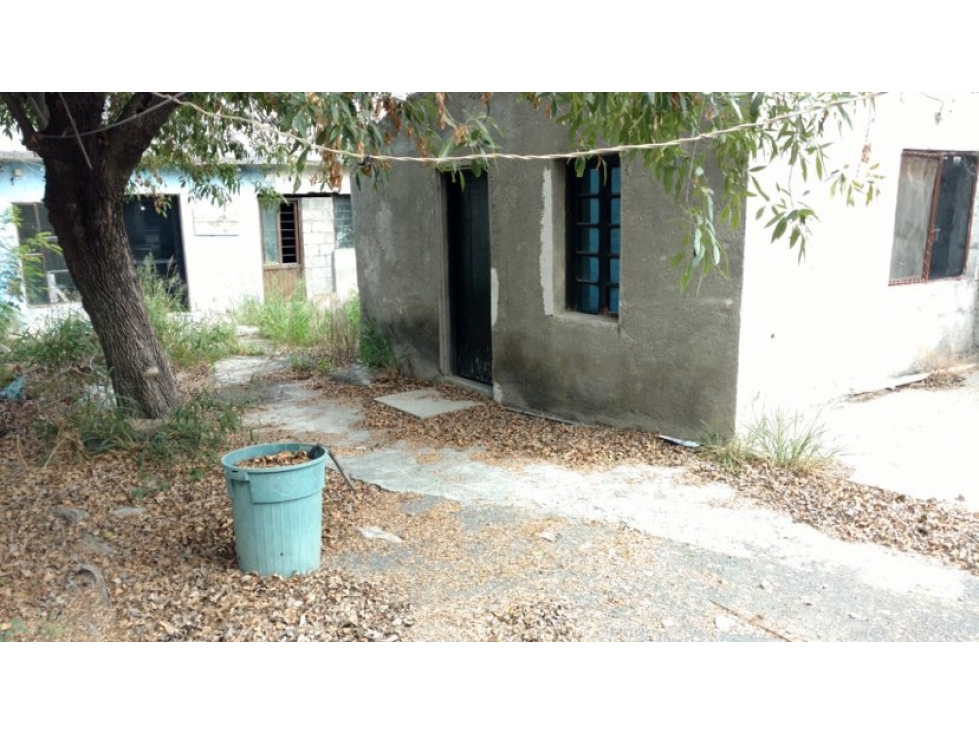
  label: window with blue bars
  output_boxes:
[566,155,620,316]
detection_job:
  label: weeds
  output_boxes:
[7,313,101,373]
[4,263,245,466]
[234,289,333,349]
[235,290,370,372]
[32,385,244,466]
[138,258,238,369]
[704,410,837,473]
[144,388,243,463]
[359,315,399,372]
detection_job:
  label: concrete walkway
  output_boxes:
[220,364,979,641]
[822,369,979,511]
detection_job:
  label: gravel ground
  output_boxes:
[3,363,979,641]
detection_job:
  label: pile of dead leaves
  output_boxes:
[484,600,581,642]
[0,400,409,641]
[315,373,689,470]
[906,370,966,391]
[698,459,979,574]
[236,450,312,469]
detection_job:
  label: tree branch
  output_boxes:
[57,93,93,171]
[0,92,38,147]
[25,93,50,129]
[105,92,181,175]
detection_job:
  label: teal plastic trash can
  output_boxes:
[221,442,327,577]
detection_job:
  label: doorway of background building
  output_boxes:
[445,170,492,384]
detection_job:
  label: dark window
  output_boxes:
[333,195,354,249]
[889,150,977,284]
[260,198,302,265]
[123,195,186,287]
[13,202,76,305]
[15,196,186,306]
[566,155,620,315]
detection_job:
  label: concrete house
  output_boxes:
[0,142,357,316]
[353,93,979,439]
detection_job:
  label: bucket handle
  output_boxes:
[226,467,249,494]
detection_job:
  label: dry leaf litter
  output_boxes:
[3,365,979,641]
[313,370,979,575]
[237,450,312,469]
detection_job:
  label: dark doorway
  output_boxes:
[445,171,492,384]
[123,195,188,301]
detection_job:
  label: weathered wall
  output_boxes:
[486,96,744,438]
[0,158,356,315]
[354,93,745,437]
[353,153,446,380]
[299,196,335,302]
[736,93,979,427]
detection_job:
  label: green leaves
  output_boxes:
[129,93,502,201]
[538,92,881,289]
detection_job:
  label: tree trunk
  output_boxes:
[14,93,184,419]
[43,161,180,419]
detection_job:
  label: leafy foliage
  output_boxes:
[132,93,500,202]
[533,92,882,289]
[0,205,63,339]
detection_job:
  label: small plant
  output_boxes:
[359,315,399,372]
[137,258,238,369]
[0,618,28,642]
[145,388,243,464]
[130,473,172,501]
[1,205,61,341]
[704,409,838,472]
[234,291,365,373]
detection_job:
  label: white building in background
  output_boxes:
[0,137,358,316]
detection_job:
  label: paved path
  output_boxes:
[822,370,979,511]
[221,364,979,641]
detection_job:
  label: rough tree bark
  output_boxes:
[5,93,182,418]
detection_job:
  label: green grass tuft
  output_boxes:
[234,290,379,373]
[704,409,838,473]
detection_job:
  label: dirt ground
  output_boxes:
[3,360,979,642]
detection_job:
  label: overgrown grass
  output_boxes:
[234,288,336,349]
[2,263,246,466]
[704,410,838,473]
[234,290,396,373]
[31,381,245,466]
[138,259,238,369]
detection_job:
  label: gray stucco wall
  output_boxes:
[353,155,446,380]
[354,93,745,438]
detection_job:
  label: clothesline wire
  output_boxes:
[150,91,886,165]
[30,91,886,165]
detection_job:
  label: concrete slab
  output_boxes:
[233,366,979,640]
[214,355,289,386]
[822,370,979,512]
[375,388,478,418]
[245,381,371,446]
